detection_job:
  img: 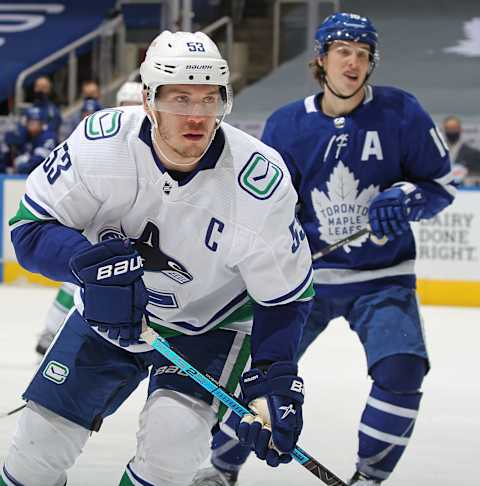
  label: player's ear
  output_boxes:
[316,56,324,68]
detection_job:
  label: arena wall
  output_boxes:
[1,175,480,305]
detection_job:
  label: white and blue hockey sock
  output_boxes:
[356,383,422,482]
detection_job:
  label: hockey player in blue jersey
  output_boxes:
[2,31,313,486]
[194,12,456,486]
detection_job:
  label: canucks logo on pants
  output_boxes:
[42,361,69,384]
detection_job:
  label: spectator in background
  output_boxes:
[116,81,143,106]
[79,80,103,122]
[30,76,62,135]
[79,79,103,121]
[81,80,101,103]
[4,107,57,174]
[443,115,480,183]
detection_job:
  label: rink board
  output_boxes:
[0,176,60,287]
[1,175,480,305]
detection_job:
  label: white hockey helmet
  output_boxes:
[116,81,143,106]
[140,30,232,117]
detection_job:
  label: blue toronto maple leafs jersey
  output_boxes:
[262,85,456,297]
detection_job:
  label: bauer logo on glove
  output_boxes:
[96,255,143,281]
[290,379,304,394]
[69,238,149,347]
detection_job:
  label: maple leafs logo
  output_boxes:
[311,161,379,252]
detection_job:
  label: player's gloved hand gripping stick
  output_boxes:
[237,362,304,467]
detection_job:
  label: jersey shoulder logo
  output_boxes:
[85,109,123,140]
[238,152,283,200]
[311,161,379,252]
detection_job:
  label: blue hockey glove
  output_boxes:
[69,239,148,347]
[237,362,304,467]
[369,183,425,240]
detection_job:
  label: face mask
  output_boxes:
[34,92,48,102]
[445,131,460,144]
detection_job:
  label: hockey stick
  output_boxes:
[312,226,388,261]
[141,326,347,485]
[0,404,26,419]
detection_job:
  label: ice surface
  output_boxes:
[1,285,478,485]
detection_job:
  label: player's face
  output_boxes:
[321,40,371,96]
[151,84,220,160]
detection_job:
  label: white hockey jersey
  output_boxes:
[18,106,313,352]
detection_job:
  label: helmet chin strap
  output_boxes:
[147,108,222,171]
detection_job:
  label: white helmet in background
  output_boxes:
[116,81,143,106]
[139,30,232,119]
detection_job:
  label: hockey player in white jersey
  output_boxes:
[2,31,313,486]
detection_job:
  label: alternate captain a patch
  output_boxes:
[84,109,123,140]
[238,152,283,200]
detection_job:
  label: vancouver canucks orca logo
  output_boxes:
[133,222,193,284]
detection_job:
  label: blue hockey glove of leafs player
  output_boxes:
[237,362,304,467]
[368,183,425,240]
[69,239,148,347]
